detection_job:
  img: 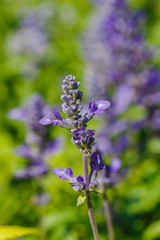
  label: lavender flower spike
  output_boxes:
[39,74,110,239]
[39,74,110,154]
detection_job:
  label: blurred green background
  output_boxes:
[0,0,160,239]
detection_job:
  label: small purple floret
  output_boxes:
[53,167,74,180]
[66,168,74,178]
[39,116,55,125]
[39,111,63,126]
[76,175,84,183]
[89,100,110,114]
[53,111,63,121]
[90,152,105,171]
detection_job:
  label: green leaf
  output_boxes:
[142,220,160,240]
[77,195,86,208]
[0,226,41,240]
[147,138,160,154]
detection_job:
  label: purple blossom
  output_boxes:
[90,152,105,171]
[89,100,110,114]
[53,168,74,180]
[7,3,54,57]
[15,163,49,179]
[39,111,63,126]
[71,128,95,153]
[53,167,86,191]
[8,94,62,179]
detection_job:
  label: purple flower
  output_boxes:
[39,111,63,126]
[89,100,110,114]
[76,175,84,183]
[90,152,105,171]
[53,167,86,192]
[73,128,95,138]
[53,167,74,180]
[8,94,62,180]
[71,128,95,153]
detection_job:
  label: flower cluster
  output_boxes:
[40,75,110,155]
[8,94,61,179]
[39,75,110,192]
[84,0,160,158]
[53,151,105,192]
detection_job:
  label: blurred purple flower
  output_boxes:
[8,94,62,179]
[15,163,49,179]
[110,157,122,173]
[84,0,160,160]
[31,193,51,206]
[98,157,127,186]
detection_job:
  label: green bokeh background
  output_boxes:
[0,0,160,239]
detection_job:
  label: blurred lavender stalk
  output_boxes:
[84,0,160,237]
[84,0,160,158]
[6,3,54,80]
[8,94,62,205]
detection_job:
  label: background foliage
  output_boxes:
[0,0,160,239]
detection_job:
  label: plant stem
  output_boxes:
[103,187,114,240]
[82,153,100,240]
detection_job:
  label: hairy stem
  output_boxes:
[82,153,100,240]
[103,187,114,240]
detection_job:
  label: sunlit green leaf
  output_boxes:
[147,138,160,154]
[77,195,86,208]
[142,220,160,240]
[0,226,40,240]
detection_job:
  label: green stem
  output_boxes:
[103,187,114,240]
[82,153,100,240]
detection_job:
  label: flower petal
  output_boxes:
[39,116,57,125]
[89,102,98,113]
[90,152,105,171]
[76,175,84,183]
[53,167,74,180]
[53,111,63,121]
[94,100,111,114]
